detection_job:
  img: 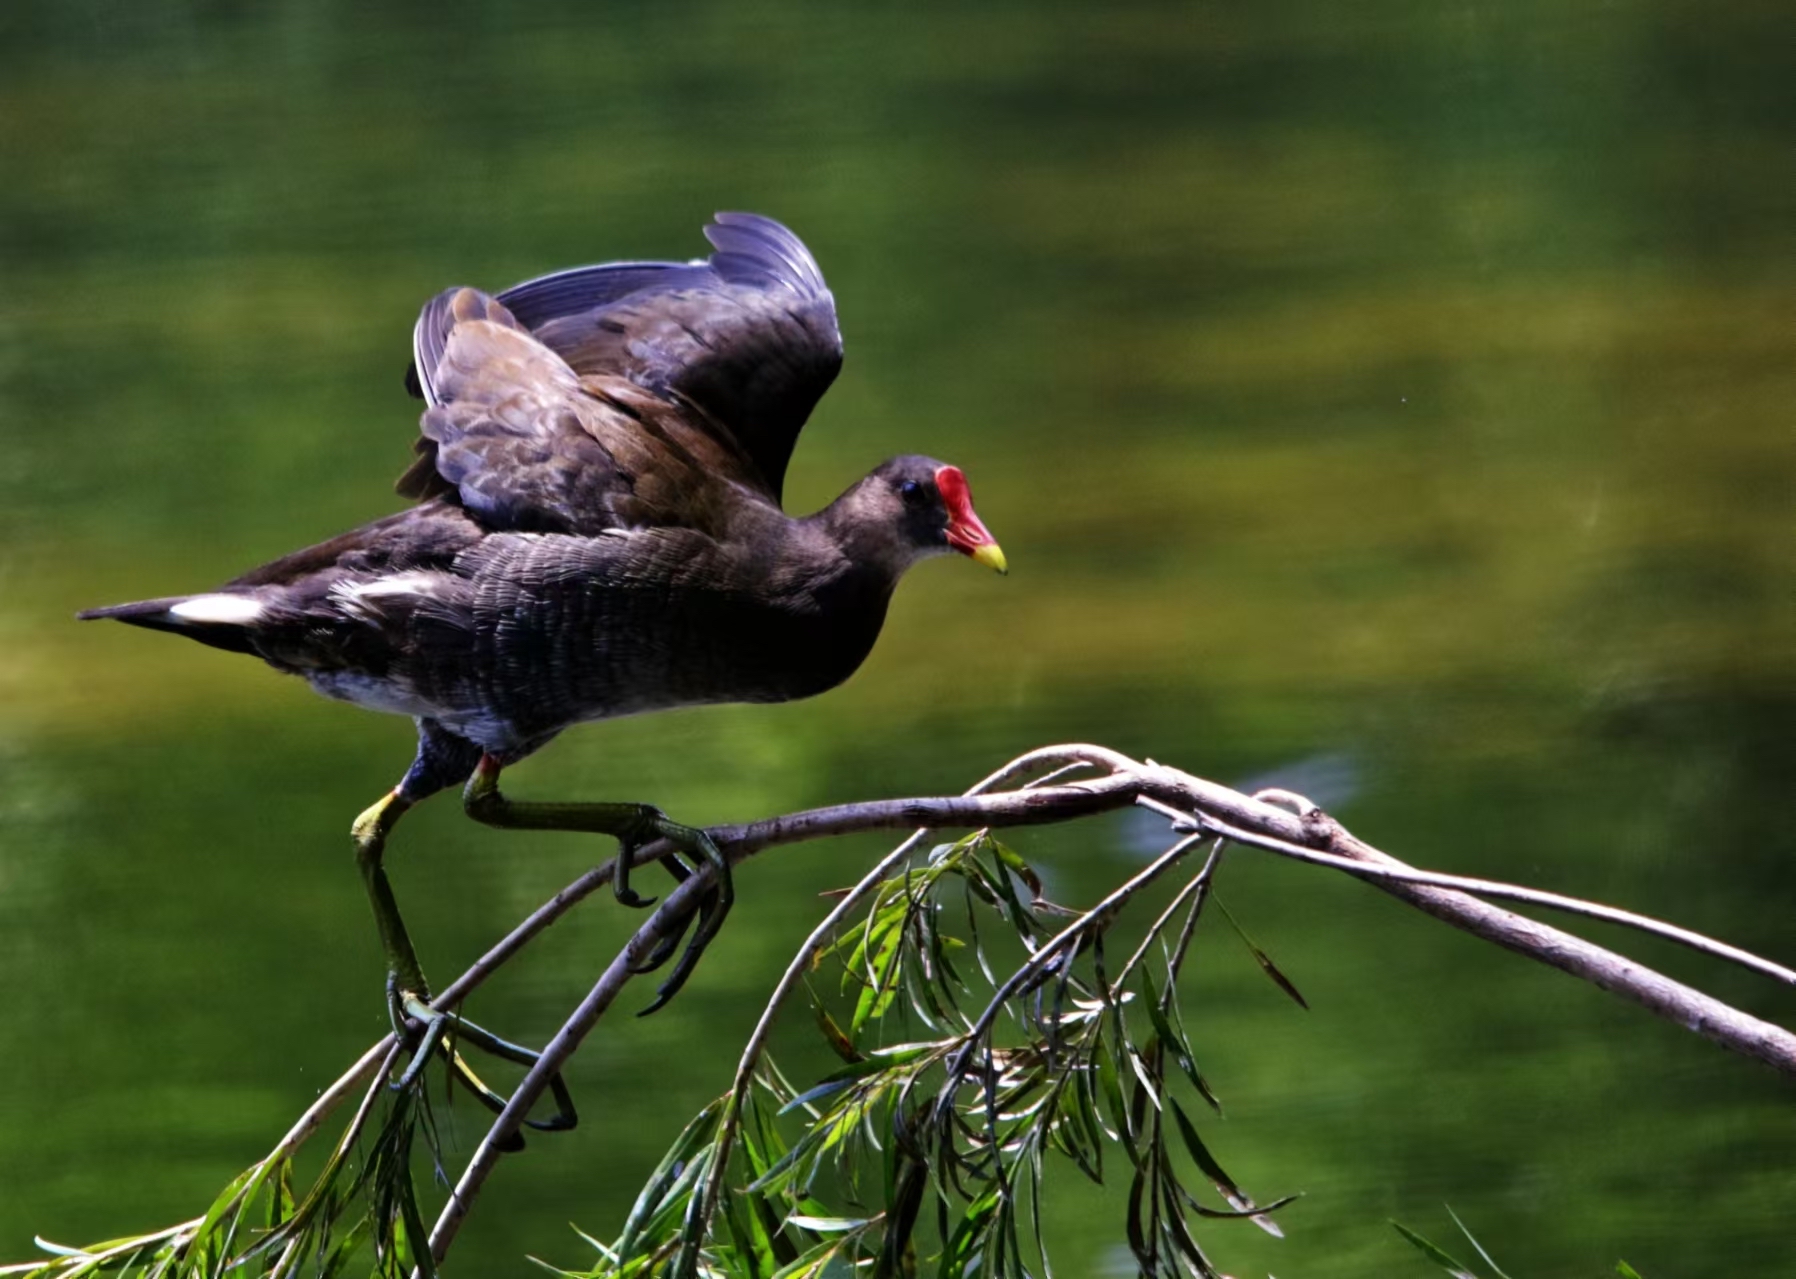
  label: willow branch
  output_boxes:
[688,747,1102,1267]
[417,744,1796,1270]
[933,825,1215,1128]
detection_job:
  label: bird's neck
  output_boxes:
[804,489,930,583]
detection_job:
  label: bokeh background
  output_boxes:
[3,2,1792,1275]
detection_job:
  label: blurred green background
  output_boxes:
[2,1,1792,1275]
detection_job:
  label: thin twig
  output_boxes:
[1116,837,1225,988]
[425,870,713,1266]
[269,1036,396,1167]
[1133,793,1796,987]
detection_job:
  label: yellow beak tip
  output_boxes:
[972,543,1009,575]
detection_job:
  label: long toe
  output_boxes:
[638,886,727,1016]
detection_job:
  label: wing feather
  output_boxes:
[400,288,764,536]
[406,213,842,506]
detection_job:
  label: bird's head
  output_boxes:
[838,455,1006,577]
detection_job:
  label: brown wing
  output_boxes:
[398,288,761,537]
[409,212,843,505]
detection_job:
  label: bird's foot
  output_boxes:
[459,760,735,1013]
[624,814,733,1017]
[386,983,578,1152]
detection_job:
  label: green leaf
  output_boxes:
[320,1215,373,1279]
[1124,1044,1164,1114]
[768,1235,848,1279]
[635,1145,712,1263]
[617,1101,723,1257]
[1058,1073,1106,1183]
[851,917,906,1042]
[977,844,1038,935]
[1153,1173,1216,1277]
[714,1185,772,1279]
[815,1006,864,1064]
[785,1215,872,1234]
[1094,1040,1135,1158]
[938,1189,1001,1279]
[1164,981,1224,1114]
[1167,1097,1274,1235]
[988,839,1044,902]
[1174,1181,1301,1224]
[1217,898,1309,1009]
[1139,967,1217,1114]
[1390,1220,1479,1278]
[744,1144,804,1198]
[780,1043,938,1116]
[1446,1205,1512,1279]
[1124,1161,1152,1272]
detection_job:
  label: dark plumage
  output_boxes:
[79,214,1005,1076]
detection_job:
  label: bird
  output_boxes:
[78,212,1007,1132]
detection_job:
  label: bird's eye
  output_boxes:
[898,479,926,504]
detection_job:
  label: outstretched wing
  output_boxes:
[408,212,843,504]
[398,288,761,537]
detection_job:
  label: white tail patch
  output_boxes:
[169,594,265,625]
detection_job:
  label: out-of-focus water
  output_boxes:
[2,2,1792,1275]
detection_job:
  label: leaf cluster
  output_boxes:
[2,1050,440,1279]
[561,828,1299,1279]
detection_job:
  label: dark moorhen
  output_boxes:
[80,212,1005,1132]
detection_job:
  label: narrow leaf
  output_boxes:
[1167,1097,1271,1231]
[989,839,1045,902]
[1217,899,1309,1009]
[815,1006,864,1064]
[1390,1220,1479,1279]
[1447,1204,1513,1279]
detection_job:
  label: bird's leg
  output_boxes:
[351,788,427,1027]
[461,755,734,1012]
[350,786,577,1144]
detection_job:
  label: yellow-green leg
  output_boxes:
[352,790,427,1026]
[461,756,732,1014]
[351,789,576,1145]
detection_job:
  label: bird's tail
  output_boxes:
[77,593,264,655]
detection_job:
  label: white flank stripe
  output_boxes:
[339,570,442,601]
[330,571,445,624]
[169,594,264,625]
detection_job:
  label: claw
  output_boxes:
[636,827,732,1016]
[633,910,694,974]
[637,887,721,1016]
[393,1009,450,1094]
[630,856,701,973]
[611,836,658,909]
[392,993,579,1147]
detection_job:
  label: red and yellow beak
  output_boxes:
[935,466,1008,575]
